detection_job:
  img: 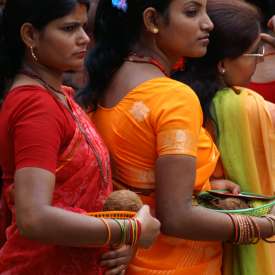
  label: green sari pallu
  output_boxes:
[211,87,275,275]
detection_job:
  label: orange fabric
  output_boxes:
[92,77,221,274]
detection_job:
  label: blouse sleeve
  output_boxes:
[151,82,203,157]
[7,88,74,173]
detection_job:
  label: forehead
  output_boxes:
[51,3,88,24]
[170,0,205,9]
[182,0,205,5]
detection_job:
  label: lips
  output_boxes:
[198,34,210,45]
[74,50,87,58]
[198,34,210,41]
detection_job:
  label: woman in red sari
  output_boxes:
[0,0,160,274]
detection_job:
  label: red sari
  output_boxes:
[0,87,112,274]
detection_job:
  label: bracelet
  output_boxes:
[113,219,124,247]
[226,213,239,243]
[248,217,260,244]
[226,214,260,245]
[100,218,111,246]
[111,218,142,247]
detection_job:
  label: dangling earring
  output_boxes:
[30,46,38,62]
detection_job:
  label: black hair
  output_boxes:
[79,0,171,110]
[174,0,261,125]
[245,0,275,32]
[0,0,90,100]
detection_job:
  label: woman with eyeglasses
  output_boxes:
[174,0,275,274]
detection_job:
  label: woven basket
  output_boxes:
[197,191,275,217]
[87,210,136,219]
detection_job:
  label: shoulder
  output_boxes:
[4,85,57,108]
[144,78,203,128]
[2,85,66,126]
[144,77,201,107]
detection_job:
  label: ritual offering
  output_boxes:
[88,190,143,218]
[197,190,275,216]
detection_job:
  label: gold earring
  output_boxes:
[30,46,38,62]
[220,68,226,74]
[152,28,159,34]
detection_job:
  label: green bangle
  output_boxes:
[113,219,124,246]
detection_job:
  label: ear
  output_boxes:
[20,22,40,49]
[143,7,160,34]
[217,60,226,74]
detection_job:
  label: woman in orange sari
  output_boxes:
[81,0,275,274]
[0,0,160,274]
[176,0,275,274]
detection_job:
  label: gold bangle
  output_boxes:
[100,218,111,246]
[248,216,260,244]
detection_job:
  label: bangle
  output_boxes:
[113,219,124,247]
[226,213,238,243]
[226,214,260,245]
[248,217,260,244]
[136,218,142,242]
[100,218,111,246]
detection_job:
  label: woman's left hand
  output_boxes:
[210,179,240,194]
[101,245,136,275]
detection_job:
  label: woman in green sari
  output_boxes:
[174,0,275,274]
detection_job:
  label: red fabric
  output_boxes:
[0,192,11,247]
[247,81,275,103]
[0,86,113,274]
[0,85,75,179]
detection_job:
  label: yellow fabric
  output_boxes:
[92,77,221,274]
[211,87,275,275]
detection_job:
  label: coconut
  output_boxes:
[103,190,143,212]
[210,198,249,210]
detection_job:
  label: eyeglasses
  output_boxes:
[243,45,265,58]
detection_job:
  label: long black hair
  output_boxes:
[80,0,171,110]
[0,0,90,100]
[174,0,260,124]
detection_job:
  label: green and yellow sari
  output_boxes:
[211,87,275,275]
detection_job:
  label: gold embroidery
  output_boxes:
[130,101,150,122]
[158,129,197,154]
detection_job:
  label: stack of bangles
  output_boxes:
[227,213,275,244]
[100,218,142,247]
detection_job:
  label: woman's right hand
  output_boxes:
[268,15,275,32]
[261,16,275,48]
[136,205,160,248]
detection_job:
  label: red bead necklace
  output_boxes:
[125,53,169,76]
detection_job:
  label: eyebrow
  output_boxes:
[61,20,87,26]
[184,0,203,5]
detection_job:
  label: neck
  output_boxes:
[22,62,63,90]
[131,42,173,76]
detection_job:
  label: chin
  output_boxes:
[185,48,208,58]
[66,64,85,72]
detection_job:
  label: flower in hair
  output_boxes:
[112,0,127,12]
